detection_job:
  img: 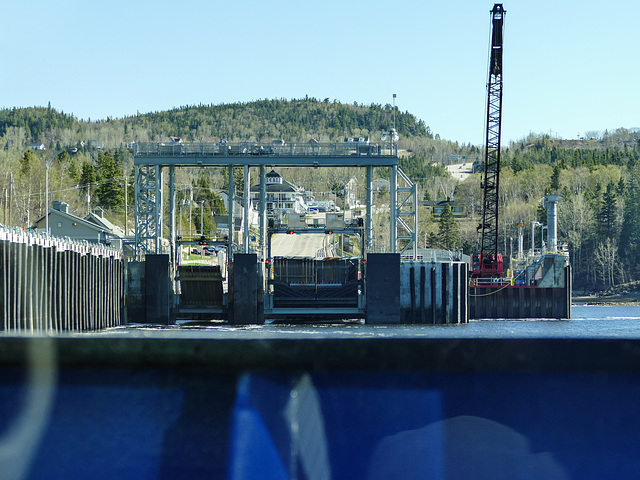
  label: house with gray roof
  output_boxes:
[33,201,133,255]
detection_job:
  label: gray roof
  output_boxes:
[250,179,298,193]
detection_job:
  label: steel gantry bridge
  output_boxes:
[133,140,418,267]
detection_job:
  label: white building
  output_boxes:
[249,170,307,214]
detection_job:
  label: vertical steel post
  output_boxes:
[260,166,266,258]
[244,165,250,253]
[366,165,373,253]
[412,182,418,260]
[390,165,398,253]
[155,166,164,254]
[228,166,234,259]
[169,166,176,268]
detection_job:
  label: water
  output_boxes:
[110,305,640,339]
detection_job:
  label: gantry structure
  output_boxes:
[133,140,418,267]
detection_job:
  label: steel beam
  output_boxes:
[134,155,397,168]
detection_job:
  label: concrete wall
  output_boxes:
[367,255,468,324]
[400,261,468,324]
[366,254,401,324]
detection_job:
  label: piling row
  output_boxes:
[0,228,124,333]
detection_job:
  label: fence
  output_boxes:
[0,227,124,333]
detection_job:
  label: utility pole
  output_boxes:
[9,172,13,227]
[124,174,128,235]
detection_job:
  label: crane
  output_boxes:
[472,3,505,278]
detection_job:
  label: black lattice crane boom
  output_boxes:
[473,3,505,278]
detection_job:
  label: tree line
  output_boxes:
[426,132,640,291]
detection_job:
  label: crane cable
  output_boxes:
[469,281,512,297]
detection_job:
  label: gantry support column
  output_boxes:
[259,166,266,259]
[169,166,176,271]
[390,165,398,253]
[366,165,373,254]
[228,166,234,260]
[243,165,250,253]
[134,164,164,258]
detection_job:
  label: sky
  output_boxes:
[2,0,638,145]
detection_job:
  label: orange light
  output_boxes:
[288,230,295,235]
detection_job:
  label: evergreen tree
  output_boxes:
[80,162,97,196]
[437,204,460,250]
[95,151,124,210]
[550,164,561,192]
[68,159,80,183]
[599,181,617,239]
[619,166,640,277]
[20,149,37,176]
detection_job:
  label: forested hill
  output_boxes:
[0,98,433,148]
[137,98,432,142]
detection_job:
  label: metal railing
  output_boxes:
[0,226,122,259]
[134,141,397,158]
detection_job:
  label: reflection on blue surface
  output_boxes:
[1,366,640,479]
[5,310,640,480]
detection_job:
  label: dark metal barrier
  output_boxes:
[271,257,361,309]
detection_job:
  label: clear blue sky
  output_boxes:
[2,0,638,145]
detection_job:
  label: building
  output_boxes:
[344,177,358,209]
[33,201,133,254]
[422,198,465,218]
[217,193,257,243]
[249,170,307,214]
[372,178,390,192]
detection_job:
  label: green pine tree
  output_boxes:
[437,204,461,250]
[20,149,37,176]
[68,159,80,183]
[80,162,97,196]
[599,181,617,239]
[95,151,125,210]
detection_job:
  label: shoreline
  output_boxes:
[572,294,640,306]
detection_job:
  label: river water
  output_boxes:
[115,305,640,339]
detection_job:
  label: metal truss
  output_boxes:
[134,165,163,258]
[479,4,505,263]
[395,167,418,259]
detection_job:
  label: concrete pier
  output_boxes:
[367,254,468,324]
[400,260,468,324]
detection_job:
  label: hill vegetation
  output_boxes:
[1,98,639,290]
